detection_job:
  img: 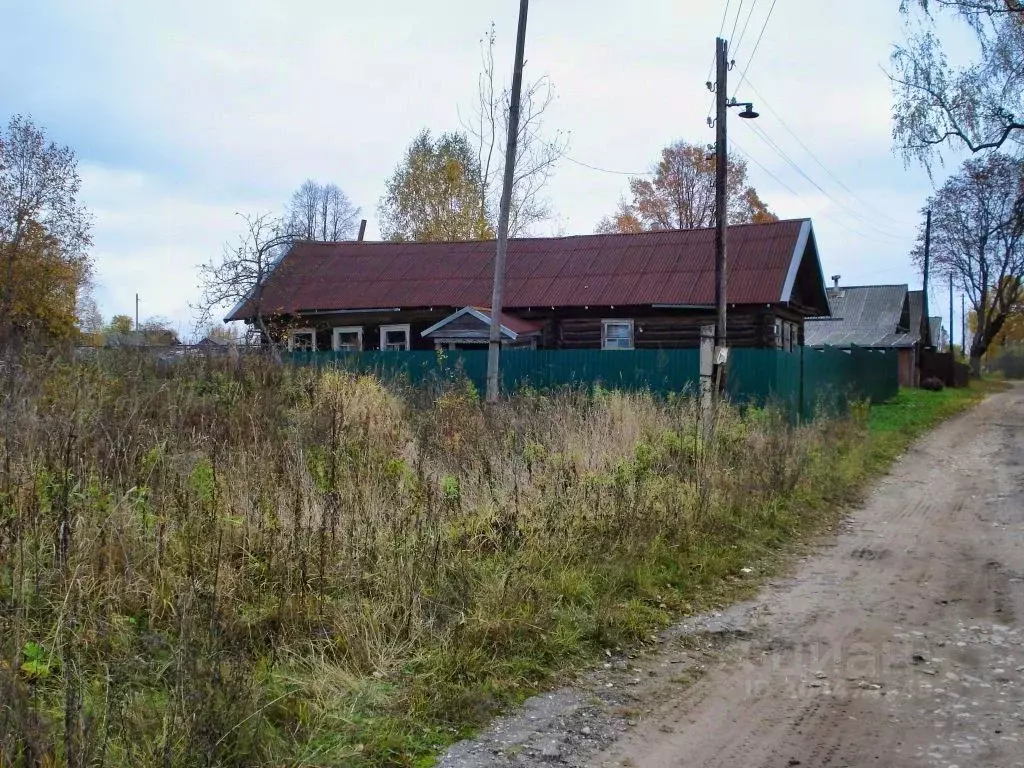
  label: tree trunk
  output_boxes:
[969,351,983,377]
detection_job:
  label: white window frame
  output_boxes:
[601,319,634,350]
[332,326,363,352]
[287,328,316,351]
[379,324,411,351]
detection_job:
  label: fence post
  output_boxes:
[700,325,715,438]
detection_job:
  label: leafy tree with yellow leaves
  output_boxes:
[0,115,92,345]
[378,130,493,242]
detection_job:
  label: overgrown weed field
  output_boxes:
[0,354,992,766]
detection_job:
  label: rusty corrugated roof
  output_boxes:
[227,219,818,321]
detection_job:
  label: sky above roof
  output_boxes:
[2,0,974,341]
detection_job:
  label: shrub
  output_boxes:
[921,376,945,391]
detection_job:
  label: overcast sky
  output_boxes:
[2,0,974,340]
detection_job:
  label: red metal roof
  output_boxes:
[477,309,545,335]
[228,219,819,320]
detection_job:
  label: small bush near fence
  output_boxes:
[289,345,900,420]
[2,351,880,766]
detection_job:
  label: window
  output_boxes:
[782,321,792,352]
[379,324,411,351]
[774,318,784,349]
[288,328,316,351]
[332,326,363,352]
[602,319,634,350]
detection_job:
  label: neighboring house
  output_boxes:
[929,316,946,350]
[804,282,930,386]
[226,219,831,352]
[104,329,180,348]
[196,334,230,348]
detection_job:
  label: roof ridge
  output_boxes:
[294,218,809,247]
[829,284,909,290]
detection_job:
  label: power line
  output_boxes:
[732,0,779,96]
[729,138,801,197]
[731,138,907,246]
[727,0,747,44]
[730,0,761,63]
[742,77,916,228]
[562,154,653,177]
[742,120,906,239]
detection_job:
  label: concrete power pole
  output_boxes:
[713,36,729,391]
[486,0,529,403]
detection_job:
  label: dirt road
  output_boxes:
[440,385,1024,768]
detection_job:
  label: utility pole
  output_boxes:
[948,273,954,353]
[713,36,729,391]
[486,0,529,403]
[961,293,967,360]
[922,209,932,348]
[135,293,139,332]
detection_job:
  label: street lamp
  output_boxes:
[729,100,759,120]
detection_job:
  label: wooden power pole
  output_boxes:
[922,209,932,348]
[486,0,529,403]
[713,36,729,390]
[961,293,967,360]
[949,273,954,353]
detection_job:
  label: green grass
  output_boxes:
[865,380,1006,469]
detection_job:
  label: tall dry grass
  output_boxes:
[0,352,865,766]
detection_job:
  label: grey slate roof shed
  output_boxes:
[804,285,923,348]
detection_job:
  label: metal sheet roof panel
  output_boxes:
[227,220,821,320]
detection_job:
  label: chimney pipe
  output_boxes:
[831,274,841,289]
[357,219,367,242]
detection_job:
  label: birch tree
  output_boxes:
[891,1,1024,167]
[378,130,492,242]
[285,180,360,241]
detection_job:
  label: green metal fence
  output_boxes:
[287,345,898,421]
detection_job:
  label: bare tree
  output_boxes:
[462,24,568,237]
[75,280,103,336]
[891,1,1024,167]
[0,115,91,345]
[914,153,1024,373]
[285,180,360,241]
[195,213,293,345]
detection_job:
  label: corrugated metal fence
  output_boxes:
[288,346,899,421]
